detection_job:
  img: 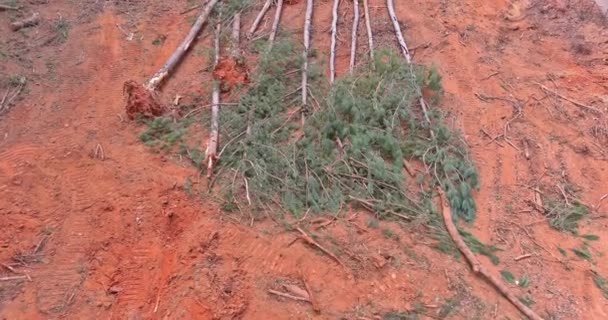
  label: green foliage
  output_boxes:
[544,197,588,234]
[558,247,567,256]
[139,116,190,150]
[459,228,500,264]
[517,274,529,288]
[382,228,398,240]
[581,234,600,241]
[500,270,515,283]
[383,311,420,320]
[592,271,608,299]
[51,17,70,43]
[517,295,535,307]
[571,244,592,261]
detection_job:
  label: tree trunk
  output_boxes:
[349,0,359,73]
[248,0,272,38]
[145,0,219,91]
[206,19,222,178]
[329,0,339,83]
[363,0,374,62]
[301,0,314,124]
[268,0,284,51]
[386,0,433,129]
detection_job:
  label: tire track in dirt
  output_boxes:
[113,244,158,318]
[34,165,97,314]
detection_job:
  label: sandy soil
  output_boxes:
[1,0,607,319]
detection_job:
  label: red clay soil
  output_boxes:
[212,57,249,93]
[1,0,607,319]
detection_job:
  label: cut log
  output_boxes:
[329,0,339,83]
[206,19,223,178]
[301,0,314,124]
[10,12,40,31]
[268,0,284,51]
[362,0,374,62]
[248,0,272,38]
[124,0,219,120]
[386,0,433,131]
[350,0,359,73]
[437,188,543,320]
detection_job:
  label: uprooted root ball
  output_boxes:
[123,80,165,120]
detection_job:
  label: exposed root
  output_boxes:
[123,80,164,120]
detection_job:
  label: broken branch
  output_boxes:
[437,187,543,320]
[10,12,40,31]
[296,227,346,269]
[536,83,603,114]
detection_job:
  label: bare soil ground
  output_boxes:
[1,0,607,319]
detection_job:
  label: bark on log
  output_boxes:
[248,0,272,38]
[145,0,219,91]
[10,12,40,31]
[349,0,360,73]
[206,19,222,178]
[301,0,314,124]
[267,0,284,51]
[362,0,374,62]
[329,0,339,83]
[386,0,433,129]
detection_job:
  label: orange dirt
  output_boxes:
[212,57,249,93]
[1,1,607,319]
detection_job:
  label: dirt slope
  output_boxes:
[1,0,607,319]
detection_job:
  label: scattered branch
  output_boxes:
[437,187,543,320]
[0,4,19,11]
[536,82,603,114]
[268,289,310,302]
[296,227,346,269]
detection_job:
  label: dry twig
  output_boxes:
[296,227,346,269]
